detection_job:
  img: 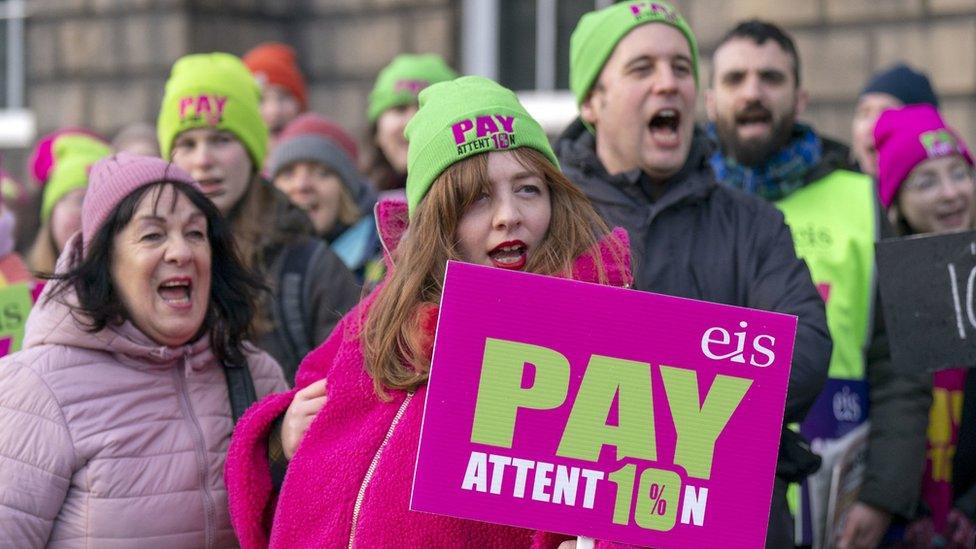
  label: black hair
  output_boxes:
[715,19,801,87]
[46,180,267,367]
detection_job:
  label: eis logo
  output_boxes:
[394,79,429,95]
[700,321,776,367]
[630,2,680,23]
[451,114,517,156]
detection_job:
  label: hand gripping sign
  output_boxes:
[411,262,797,547]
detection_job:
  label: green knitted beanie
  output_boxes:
[367,54,458,123]
[42,135,112,221]
[157,52,269,169]
[403,75,558,216]
[570,1,699,106]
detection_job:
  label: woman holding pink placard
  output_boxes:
[224,76,633,547]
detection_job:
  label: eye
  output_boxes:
[911,176,937,191]
[186,229,207,241]
[629,62,652,76]
[722,72,745,87]
[950,165,971,181]
[517,184,542,195]
[673,61,692,78]
[140,232,163,242]
[760,71,786,85]
[213,133,235,145]
[173,137,195,151]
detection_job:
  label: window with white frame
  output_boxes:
[0,0,33,148]
[461,0,613,132]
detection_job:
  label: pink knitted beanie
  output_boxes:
[82,153,201,247]
[874,104,974,208]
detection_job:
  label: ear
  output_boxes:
[886,203,900,227]
[705,88,717,122]
[795,87,809,117]
[580,89,601,126]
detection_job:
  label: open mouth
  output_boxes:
[158,277,193,308]
[735,106,773,130]
[196,178,224,197]
[648,108,681,147]
[936,206,970,227]
[488,240,527,270]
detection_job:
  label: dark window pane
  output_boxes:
[556,0,591,90]
[498,0,537,91]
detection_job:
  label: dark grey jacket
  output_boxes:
[556,119,832,426]
[253,186,361,384]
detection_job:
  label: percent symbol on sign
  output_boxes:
[648,483,668,516]
[609,465,681,531]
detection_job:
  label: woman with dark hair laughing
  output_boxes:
[0,153,287,547]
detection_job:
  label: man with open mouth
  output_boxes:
[707,20,932,549]
[557,3,832,548]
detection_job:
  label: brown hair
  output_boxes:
[336,184,361,230]
[362,122,405,192]
[362,147,616,398]
[224,174,293,335]
[27,222,59,276]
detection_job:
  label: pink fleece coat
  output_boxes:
[225,199,632,548]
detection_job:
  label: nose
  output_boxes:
[653,63,678,95]
[294,166,314,192]
[491,193,522,232]
[938,172,973,201]
[164,234,193,266]
[188,140,215,172]
[741,73,762,102]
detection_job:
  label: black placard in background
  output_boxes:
[876,230,976,373]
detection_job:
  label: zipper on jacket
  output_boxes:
[348,392,414,549]
[172,355,218,549]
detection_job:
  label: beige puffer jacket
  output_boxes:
[0,236,288,548]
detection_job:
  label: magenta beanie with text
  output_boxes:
[875,104,974,208]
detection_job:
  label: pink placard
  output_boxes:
[411,261,797,547]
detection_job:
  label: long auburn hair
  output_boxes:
[362,147,617,398]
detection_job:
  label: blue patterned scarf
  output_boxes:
[708,123,823,201]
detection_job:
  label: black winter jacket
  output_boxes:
[556,119,832,426]
[247,184,361,384]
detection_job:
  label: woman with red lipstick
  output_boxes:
[0,154,287,546]
[874,104,976,549]
[225,76,632,547]
[157,52,361,384]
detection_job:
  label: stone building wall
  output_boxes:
[11,0,976,176]
[17,0,457,174]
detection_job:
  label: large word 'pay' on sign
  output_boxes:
[469,338,752,481]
